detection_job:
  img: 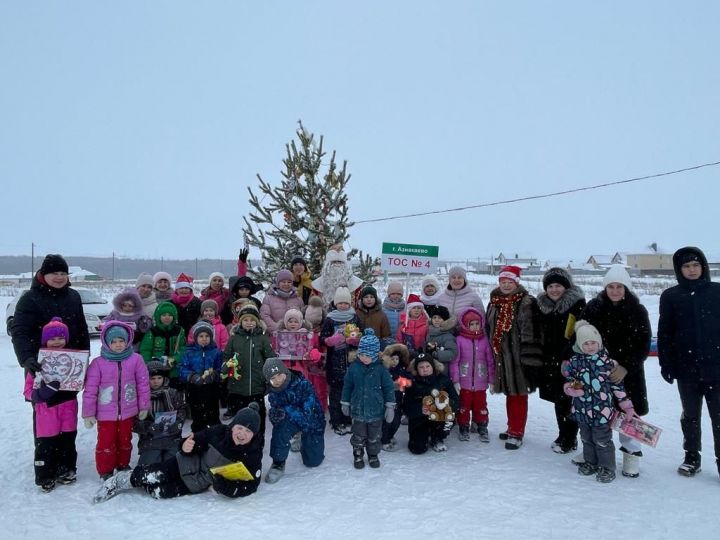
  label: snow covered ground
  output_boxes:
[2,281,719,539]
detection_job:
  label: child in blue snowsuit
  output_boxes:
[263,358,326,484]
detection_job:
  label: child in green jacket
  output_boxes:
[222,306,275,441]
[140,302,186,387]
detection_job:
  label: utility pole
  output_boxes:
[161,256,164,271]
[31,242,35,275]
[195,258,199,278]
[112,252,115,281]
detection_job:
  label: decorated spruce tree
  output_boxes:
[242,122,377,285]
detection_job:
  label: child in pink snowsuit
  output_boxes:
[83,320,150,479]
[450,308,495,443]
[24,317,82,492]
[304,296,328,413]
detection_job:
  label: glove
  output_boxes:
[268,407,286,425]
[84,416,97,429]
[453,382,461,395]
[609,363,628,384]
[341,401,350,417]
[238,248,249,263]
[138,410,148,420]
[661,367,674,384]
[563,382,584,398]
[202,370,220,385]
[345,336,360,347]
[384,404,395,424]
[24,357,42,374]
[308,348,322,363]
[190,374,203,385]
[324,332,345,347]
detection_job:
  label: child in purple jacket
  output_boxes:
[450,308,495,443]
[24,317,82,492]
[82,320,150,480]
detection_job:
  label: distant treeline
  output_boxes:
[0,256,246,280]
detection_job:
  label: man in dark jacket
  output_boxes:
[658,246,720,478]
[12,254,90,374]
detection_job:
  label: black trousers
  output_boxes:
[186,383,221,433]
[34,426,77,484]
[131,457,192,499]
[677,378,720,460]
[407,417,451,455]
[554,397,579,446]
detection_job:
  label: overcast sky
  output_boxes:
[1,1,718,264]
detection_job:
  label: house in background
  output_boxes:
[585,253,624,269]
[626,253,674,276]
[494,252,540,269]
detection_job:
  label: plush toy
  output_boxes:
[422,389,455,422]
[222,355,241,380]
[343,323,361,340]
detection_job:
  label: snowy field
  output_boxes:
[2,276,719,540]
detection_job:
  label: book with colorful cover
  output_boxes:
[38,348,90,392]
[209,461,254,481]
[610,412,662,448]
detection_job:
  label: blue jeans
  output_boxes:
[269,419,325,467]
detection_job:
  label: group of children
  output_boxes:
[24,266,641,499]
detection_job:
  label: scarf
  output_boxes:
[419,290,442,305]
[141,292,157,308]
[155,289,172,301]
[490,291,525,355]
[101,343,133,362]
[171,292,195,308]
[270,286,299,300]
[382,296,405,312]
[326,308,356,323]
[459,326,485,339]
[201,286,231,308]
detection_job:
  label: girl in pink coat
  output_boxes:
[450,307,495,443]
[260,269,304,332]
[396,294,429,354]
[24,317,82,492]
[82,320,150,479]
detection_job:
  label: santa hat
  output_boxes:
[41,317,70,345]
[498,265,521,283]
[175,273,194,291]
[406,294,424,311]
[326,250,347,265]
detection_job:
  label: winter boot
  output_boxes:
[477,424,490,443]
[571,451,585,465]
[368,454,381,469]
[621,447,642,478]
[577,462,597,476]
[290,433,302,453]
[677,451,701,477]
[458,425,470,441]
[353,448,365,469]
[382,440,398,452]
[93,469,133,503]
[56,468,77,485]
[596,467,616,483]
[498,431,509,441]
[265,461,286,484]
[505,436,523,450]
[432,440,447,452]
[470,421,478,434]
[39,479,56,493]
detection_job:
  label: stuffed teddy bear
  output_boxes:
[422,389,455,422]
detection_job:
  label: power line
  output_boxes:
[355,160,720,225]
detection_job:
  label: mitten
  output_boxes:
[324,332,345,347]
[84,416,97,429]
[24,356,42,374]
[661,367,674,384]
[268,407,286,425]
[308,348,322,363]
[345,336,360,347]
[563,382,584,397]
[203,370,220,385]
[453,382,461,395]
[341,401,350,417]
[138,410,148,420]
[32,380,61,403]
[238,248,249,263]
[609,363,628,384]
[190,374,203,385]
[384,403,395,424]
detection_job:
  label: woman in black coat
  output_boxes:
[12,254,89,374]
[582,264,651,478]
[536,268,586,454]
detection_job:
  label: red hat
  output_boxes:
[461,309,483,328]
[175,272,194,291]
[498,265,521,284]
[406,293,424,311]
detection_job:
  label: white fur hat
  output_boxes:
[326,250,347,265]
[602,264,632,291]
[421,275,440,292]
